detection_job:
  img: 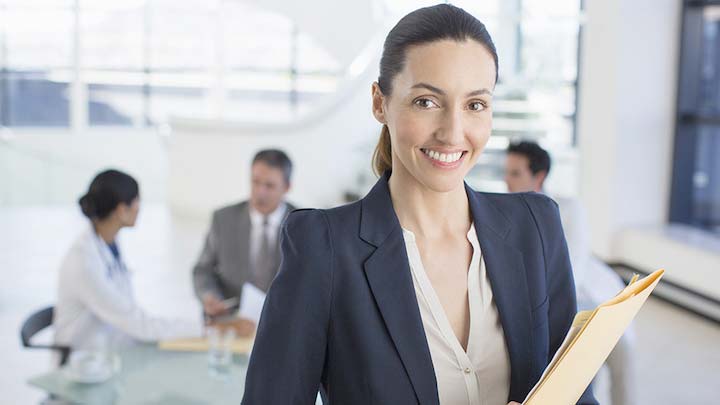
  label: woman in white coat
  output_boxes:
[53,169,204,351]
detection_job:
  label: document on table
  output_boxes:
[158,283,266,354]
[158,336,254,354]
[523,269,665,405]
[237,282,267,325]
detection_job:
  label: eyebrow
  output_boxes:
[411,82,492,97]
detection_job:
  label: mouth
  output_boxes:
[419,148,467,168]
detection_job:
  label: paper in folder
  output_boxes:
[523,268,665,405]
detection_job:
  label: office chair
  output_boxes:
[20,306,71,366]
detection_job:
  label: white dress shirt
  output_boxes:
[54,227,203,351]
[248,202,287,268]
[402,223,511,405]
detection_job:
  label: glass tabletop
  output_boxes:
[27,344,286,405]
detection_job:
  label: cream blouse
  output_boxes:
[402,223,511,405]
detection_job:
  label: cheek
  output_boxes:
[467,116,492,147]
[461,118,492,168]
[391,112,434,149]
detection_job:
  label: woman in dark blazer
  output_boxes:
[243,4,598,405]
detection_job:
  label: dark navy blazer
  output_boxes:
[242,172,598,405]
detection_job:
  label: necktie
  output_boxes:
[252,216,276,292]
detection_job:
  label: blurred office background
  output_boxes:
[1,0,719,403]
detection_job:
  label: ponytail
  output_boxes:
[371,125,392,176]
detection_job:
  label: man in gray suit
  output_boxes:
[193,149,296,319]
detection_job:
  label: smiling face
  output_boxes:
[372,39,496,193]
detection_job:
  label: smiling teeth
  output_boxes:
[422,149,463,163]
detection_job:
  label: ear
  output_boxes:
[535,170,548,191]
[371,82,387,125]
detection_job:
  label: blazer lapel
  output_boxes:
[466,186,533,400]
[360,173,439,405]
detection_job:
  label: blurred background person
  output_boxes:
[53,169,204,353]
[504,140,636,405]
[193,149,296,320]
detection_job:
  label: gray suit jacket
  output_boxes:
[192,201,296,302]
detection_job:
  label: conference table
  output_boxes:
[28,344,323,404]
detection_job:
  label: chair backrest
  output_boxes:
[21,306,54,348]
[20,306,71,365]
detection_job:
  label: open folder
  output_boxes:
[523,268,665,405]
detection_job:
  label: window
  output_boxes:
[670,1,720,233]
[0,0,342,128]
[0,1,74,126]
[81,1,145,126]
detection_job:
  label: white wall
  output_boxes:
[0,129,168,206]
[253,0,383,67]
[577,0,681,260]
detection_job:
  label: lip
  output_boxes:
[420,147,466,154]
[419,148,467,170]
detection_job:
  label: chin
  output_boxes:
[416,169,468,194]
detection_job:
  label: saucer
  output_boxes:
[62,352,120,384]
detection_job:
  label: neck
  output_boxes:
[388,165,471,240]
[93,219,121,244]
[251,201,281,217]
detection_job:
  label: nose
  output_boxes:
[436,105,464,145]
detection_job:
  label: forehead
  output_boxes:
[506,153,531,169]
[394,39,496,94]
[251,161,283,178]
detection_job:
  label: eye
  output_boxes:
[414,98,439,109]
[468,101,487,111]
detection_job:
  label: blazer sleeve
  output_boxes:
[242,209,333,405]
[192,211,224,300]
[523,193,599,405]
